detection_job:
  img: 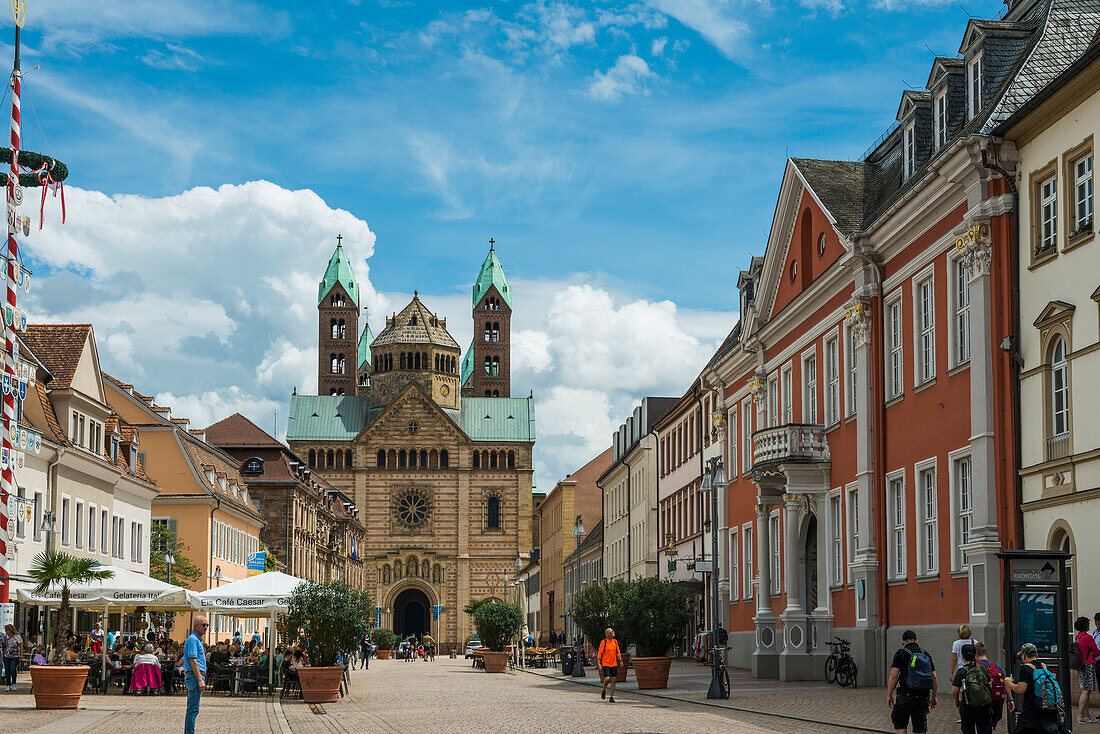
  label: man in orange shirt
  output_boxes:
[598,627,624,702]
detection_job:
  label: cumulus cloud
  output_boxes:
[588,54,656,101]
[651,36,669,56]
[645,0,750,61]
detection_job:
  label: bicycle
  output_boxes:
[706,645,731,699]
[824,637,858,688]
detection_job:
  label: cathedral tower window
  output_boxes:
[308,450,316,468]
[492,322,499,342]
[485,390,491,397]
[330,354,339,374]
[388,450,396,468]
[409,450,417,468]
[400,353,407,369]
[399,450,407,468]
[420,450,428,467]
[339,355,346,374]
[487,496,501,530]
[326,450,335,468]
[377,450,386,468]
[440,450,448,468]
[484,357,491,375]
[491,357,500,376]
[507,451,515,469]
[345,450,353,468]
[490,451,498,469]
[339,319,346,339]
[472,451,480,468]
[414,352,421,369]
[493,390,499,397]
[485,322,491,342]
[336,450,343,469]
[330,319,338,338]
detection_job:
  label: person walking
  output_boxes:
[887,630,938,734]
[359,633,371,670]
[1075,616,1100,724]
[183,616,208,734]
[3,624,21,691]
[974,642,1008,730]
[597,628,623,703]
[951,625,978,724]
[951,643,993,734]
[1005,643,1066,734]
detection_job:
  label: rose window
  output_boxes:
[396,492,429,529]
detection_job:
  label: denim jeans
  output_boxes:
[3,657,17,686]
[960,707,993,734]
[184,674,202,734]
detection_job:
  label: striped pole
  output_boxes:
[0,30,20,605]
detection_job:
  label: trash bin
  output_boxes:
[562,650,575,675]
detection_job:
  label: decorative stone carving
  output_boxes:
[955,221,993,280]
[844,299,872,348]
[422,560,430,579]
[394,560,403,579]
[748,373,767,406]
[409,556,419,577]
[382,564,391,585]
[432,564,441,584]
[392,485,433,534]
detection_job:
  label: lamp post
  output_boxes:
[702,456,727,699]
[211,565,222,643]
[164,550,175,586]
[570,515,587,678]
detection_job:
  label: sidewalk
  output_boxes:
[518,657,970,734]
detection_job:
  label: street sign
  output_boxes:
[247,551,265,577]
[432,604,442,621]
[695,560,714,573]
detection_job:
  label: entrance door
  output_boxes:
[393,587,432,640]
[803,514,818,652]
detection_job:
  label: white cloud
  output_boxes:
[157,387,284,440]
[872,0,952,9]
[588,54,655,101]
[646,0,750,61]
[651,36,669,56]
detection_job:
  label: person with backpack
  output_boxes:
[888,630,939,734]
[1005,642,1066,734]
[1074,615,1100,724]
[975,642,1008,730]
[952,643,994,734]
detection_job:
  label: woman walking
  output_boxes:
[1075,616,1100,724]
[3,624,22,691]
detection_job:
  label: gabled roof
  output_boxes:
[19,324,92,389]
[472,245,512,308]
[205,412,282,448]
[460,396,536,442]
[460,339,474,386]
[789,158,867,235]
[896,89,931,121]
[358,324,374,368]
[372,294,460,349]
[286,394,372,442]
[927,56,964,88]
[317,243,359,307]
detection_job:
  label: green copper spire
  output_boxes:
[357,323,374,368]
[317,237,359,307]
[472,240,511,308]
[460,339,473,386]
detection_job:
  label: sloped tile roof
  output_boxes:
[472,246,512,308]
[205,412,283,448]
[285,394,372,442]
[317,243,359,307]
[19,324,91,389]
[790,159,867,234]
[371,294,460,349]
[460,397,535,442]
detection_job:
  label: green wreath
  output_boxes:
[0,148,68,187]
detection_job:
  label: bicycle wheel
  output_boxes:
[824,655,837,684]
[721,667,731,699]
[837,659,857,688]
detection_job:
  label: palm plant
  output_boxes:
[27,551,113,664]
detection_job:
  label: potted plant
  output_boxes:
[26,551,113,709]
[371,628,396,660]
[613,578,692,689]
[569,579,631,681]
[285,580,374,702]
[472,601,523,673]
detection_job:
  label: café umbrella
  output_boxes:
[191,571,307,688]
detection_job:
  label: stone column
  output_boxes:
[752,501,778,678]
[957,221,1002,626]
[782,494,803,616]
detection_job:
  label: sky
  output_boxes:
[17,0,1003,486]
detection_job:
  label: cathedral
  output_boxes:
[286,239,534,652]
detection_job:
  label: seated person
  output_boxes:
[66,643,81,663]
[132,644,161,695]
[32,646,47,666]
[248,643,265,663]
[209,642,230,666]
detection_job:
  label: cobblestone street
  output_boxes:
[0,656,1002,734]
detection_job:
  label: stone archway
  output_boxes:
[386,580,438,642]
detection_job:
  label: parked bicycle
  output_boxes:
[705,645,731,699]
[824,637,858,688]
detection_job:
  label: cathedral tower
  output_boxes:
[369,293,461,409]
[317,237,360,396]
[462,241,512,398]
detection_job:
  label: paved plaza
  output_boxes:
[0,656,1004,734]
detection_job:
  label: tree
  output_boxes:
[285,580,374,667]
[27,551,113,664]
[473,601,524,651]
[148,522,202,586]
[569,579,630,650]
[613,578,692,657]
[463,597,490,617]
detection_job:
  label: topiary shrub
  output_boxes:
[370,628,397,651]
[613,578,692,657]
[286,580,374,667]
[568,579,630,651]
[473,601,524,651]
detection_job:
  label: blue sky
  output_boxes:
[19,0,1002,483]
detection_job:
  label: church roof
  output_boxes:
[205,412,282,447]
[472,246,511,308]
[460,339,474,386]
[358,324,374,368]
[286,394,372,442]
[460,397,535,442]
[372,294,460,349]
[317,243,359,307]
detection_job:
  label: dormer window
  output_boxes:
[934,90,947,149]
[967,52,983,119]
[242,458,263,475]
[904,123,916,180]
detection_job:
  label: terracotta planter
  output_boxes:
[29,665,88,710]
[616,652,630,682]
[376,649,391,660]
[483,651,508,673]
[298,666,345,703]
[632,656,672,689]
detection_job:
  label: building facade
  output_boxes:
[288,245,536,653]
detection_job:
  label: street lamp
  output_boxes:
[164,550,176,585]
[702,456,728,699]
[569,514,588,678]
[40,510,56,553]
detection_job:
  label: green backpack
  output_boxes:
[963,661,993,708]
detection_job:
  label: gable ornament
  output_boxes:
[955,221,993,280]
[844,298,872,348]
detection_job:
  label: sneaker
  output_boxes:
[601,689,606,699]
[609,697,615,703]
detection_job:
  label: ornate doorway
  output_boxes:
[394,587,431,639]
[802,513,818,652]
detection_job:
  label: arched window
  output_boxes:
[484,357,491,375]
[485,322,492,342]
[337,388,345,395]
[487,496,500,530]
[440,450,449,468]
[409,450,417,468]
[435,354,440,371]
[818,233,827,256]
[492,322,499,342]
[490,451,498,469]
[336,450,344,469]
[410,315,417,326]
[387,449,396,469]
[492,390,499,397]
[414,352,421,370]
[338,319,346,338]
[345,450,353,468]
[308,450,316,468]
[326,450,335,468]
[485,390,491,397]
[420,450,428,467]
[243,457,263,475]
[472,451,480,468]
[329,388,338,395]
[507,451,515,469]
[377,450,386,468]
[331,354,339,374]
[399,450,407,468]
[330,319,338,338]
[400,353,407,369]
[429,449,438,468]
[491,357,500,376]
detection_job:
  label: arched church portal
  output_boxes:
[393,586,432,640]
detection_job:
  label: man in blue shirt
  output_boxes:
[184,616,208,734]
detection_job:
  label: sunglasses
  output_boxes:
[198,623,210,628]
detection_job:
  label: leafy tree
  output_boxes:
[27,551,113,664]
[148,522,202,586]
[473,601,524,651]
[613,578,692,657]
[568,579,630,650]
[370,628,396,650]
[286,580,374,667]
[262,544,278,572]
[463,597,490,617]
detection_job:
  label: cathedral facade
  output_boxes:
[287,241,534,652]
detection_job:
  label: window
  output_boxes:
[441,449,449,468]
[727,406,737,475]
[967,52,983,119]
[88,504,96,551]
[742,523,753,599]
[769,513,781,594]
[887,475,905,579]
[101,509,109,554]
[934,90,948,149]
[917,466,938,575]
[61,496,70,546]
[487,496,501,530]
[242,458,263,475]
[904,123,916,180]
[377,450,386,468]
[818,233,827,256]
[1074,154,1093,231]
[767,375,778,428]
[916,276,935,384]
[846,486,859,569]
[75,501,84,548]
[741,398,752,474]
[887,298,903,398]
[1050,336,1069,439]
[729,529,739,601]
[802,353,817,424]
[830,493,843,585]
[953,258,971,366]
[781,365,793,424]
[845,324,857,416]
[1040,176,1057,253]
[954,455,972,570]
[825,336,839,425]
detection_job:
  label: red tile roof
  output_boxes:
[205,412,283,448]
[19,324,91,390]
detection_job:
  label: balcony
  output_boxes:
[752,424,830,469]
[1046,432,1071,462]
